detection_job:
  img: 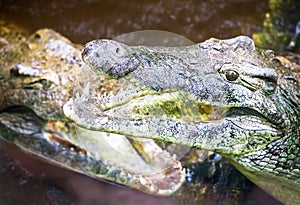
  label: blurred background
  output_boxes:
[0,0,269,44]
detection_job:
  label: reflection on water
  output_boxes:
[0,0,268,44]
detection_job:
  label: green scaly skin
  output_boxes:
[64,36,300,204]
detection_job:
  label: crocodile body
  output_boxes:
[64,37,300,204]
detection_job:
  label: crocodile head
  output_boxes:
[0,27,185,196]
[64,36,300,204]
[0,28,85,119]
[65,36,294,154]
[0,28,121,120]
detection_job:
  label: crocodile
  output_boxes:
[64,36,300,204]
[0,24,185,195]
[2,24,271,204]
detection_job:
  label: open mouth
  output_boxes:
[0,105,186,196]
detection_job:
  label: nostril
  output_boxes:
[82,46,92,60]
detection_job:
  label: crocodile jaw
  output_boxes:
[63,89,281,156]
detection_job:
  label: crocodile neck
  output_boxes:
[227,76,300,205]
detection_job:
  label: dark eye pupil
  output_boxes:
[225,70,239,81]
[41,79,52,90]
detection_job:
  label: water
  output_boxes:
[0,0,268,44]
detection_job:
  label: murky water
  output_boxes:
[0,1,285,205]
[0,0,268,44]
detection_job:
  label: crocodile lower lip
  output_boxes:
[0,105,186,196]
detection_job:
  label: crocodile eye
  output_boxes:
[40,79,53,90]
[224,70,239,81]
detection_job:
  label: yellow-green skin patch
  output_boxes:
[134,98,226,122]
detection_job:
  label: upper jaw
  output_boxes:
[63,93,281,156]
[70,81,281,133]
[95,78,283,127]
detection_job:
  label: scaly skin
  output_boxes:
[64,37,300,204]
[0,24,185,195]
